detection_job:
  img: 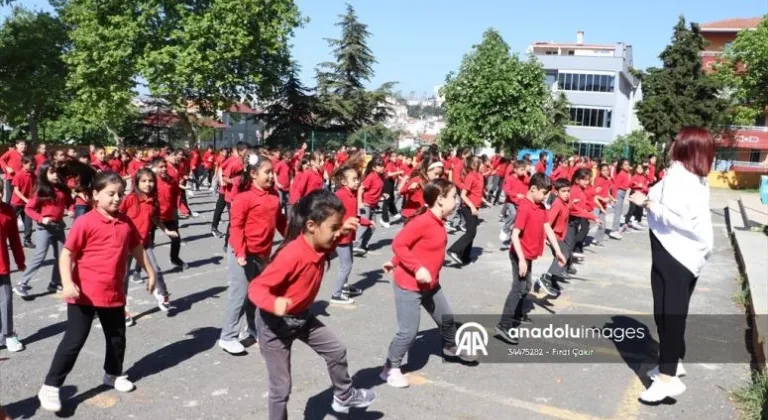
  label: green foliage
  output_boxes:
[407,104,443,119]
[347,124,398,151]
[732,371,768,420]
[314,4,396,133]
[441,29,549,151]
[634,16,730,148]
[719,15,768,121]
[534,92,575,156]
[264,61,316,149]
[603,130,657,164]
[0,7,68,141]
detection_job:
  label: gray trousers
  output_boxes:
[332,244,353,297]
[353,206,375,250]
[593,209,607,242]
[499,253,532,329]
[611,189,627,232]
[0,275,13,344]
[19,223,65,288]
[211,172,219,192]
[220,247,264,341]
[125,245,166,296]
[386,283,457,369]
[256,309,353,420]
[500,203,518,235]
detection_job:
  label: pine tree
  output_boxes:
[634,16,729,147]
[534,92,575,156]
[315,3,394,133]
[264,61,316,148]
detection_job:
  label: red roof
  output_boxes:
[419,134,438,145]
[700,17,762,31]
[142,112,228,129]
[227,103,258,114]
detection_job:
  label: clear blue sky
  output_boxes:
[4,0,768,96]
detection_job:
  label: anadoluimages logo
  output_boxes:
[455,322,488,357]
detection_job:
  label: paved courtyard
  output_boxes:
[0,189,751,420]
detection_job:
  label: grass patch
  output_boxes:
[734,275,752,310]
[733,372,768,420]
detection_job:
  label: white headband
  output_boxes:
[248,154,259,166]
[428,161,444,171]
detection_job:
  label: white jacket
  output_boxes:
[647,161,714,277]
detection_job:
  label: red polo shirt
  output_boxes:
[156,175,180,221]
[391,210,447,292]
[513,198,547,260]
[10,169,35,206]
[0,203,25,275]
[92,160,110,173]
[35,153,47,168]
[335,186,371,245]
[594,176,613,199]
[128,159,145,176]
[25,186,71,223]
[120,193,155,247]
[64,209,141,308]
[361,172,384,207]
[229,185,287,259]
[613,171,631,191]
[273,160,290,192]
[108,158,124,175]
[289,168,323,204]
[547,197,569,241]
[399,176,425,219]
[630,174,649,193]
[221,156,244,202]
[248,235,329,315]
[463,172,484,208]
[535,160,547,174]
[568,185,597,220]
[0,149,23,180]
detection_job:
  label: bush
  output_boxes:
[603,130,658,164]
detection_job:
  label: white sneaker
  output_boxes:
[380,221,391,228]
[104,374,135,392]
[4,335,24,352]
[572,251,584,258]
[38,384,62,412]
[390,214,402,223]
[631,222,646,231]
[379,366,409,388]
[187,190,195,197]
[609,231,623,240]
[153,290,171,312]
[125,312,135,327]
[499,229,511,243]
[218,339,246,355]
[191,211,200,218]
[647,361,687,381]
[639,376,686,402]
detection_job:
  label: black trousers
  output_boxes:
[211,193,227,230]
[159,219,182,263]
[45,304,126,387]
[448,206,478,263]
[570,217,590,253]
[381,179,399,223]
[625,202,644,225]
[13,205,32,243]
[498,252,532,329]
[650,232,698,376]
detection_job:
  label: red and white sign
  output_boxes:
[717,129,768,150]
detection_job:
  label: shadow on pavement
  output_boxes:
[303,386,384,420]
[366,238,393,252]
[125,326,218,382]
[352,269,388,293]
[22,320,68,347]
[133,285,226,321]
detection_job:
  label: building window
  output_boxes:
[567,107,612,128]
[556,72,615,92]
[573,143,605,159]
[749,149,762,163]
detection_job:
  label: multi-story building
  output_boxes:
[527,32,643,158]
[700,17,768,188]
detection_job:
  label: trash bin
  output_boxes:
[761,175,768,205]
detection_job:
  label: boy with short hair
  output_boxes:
[11,156,36,248]
[496,173,566,345]
[535,178,571,297]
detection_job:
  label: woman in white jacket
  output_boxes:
[629,127,715,403]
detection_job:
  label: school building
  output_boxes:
[527,31,643,159]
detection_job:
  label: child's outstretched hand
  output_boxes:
[61,283,80,300]
[382,261,395,274]
[146,273,157,294]
[415,267,432,284]
[340,217,359,235]
[274,297,293,316]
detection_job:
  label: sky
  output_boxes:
[4,0,768,97]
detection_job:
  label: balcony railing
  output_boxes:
[730,125,768,132]
[700,51,723,57]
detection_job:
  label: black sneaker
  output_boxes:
[442,344,478,363]
[171,260,189,270]
[330,294,355,305]
[514,315,533,325]
[47,283,63,293]
[23,241,34,249]
[447,252,463,266]
[536,275,560,298]
[494,325,519,345]
[331,388,376,414]
[343,285,363,296]
[566,266,578,275]
[211,229,225,239]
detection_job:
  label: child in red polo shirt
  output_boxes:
[355,156,385,250]
[15,163,73,297]
[569,168,599,259]
[11,156,36,248]
[535,178,571,297]
[330,166,373,305]
[247,189,375,419]
[151,157,187,270]
[273,150,291,213]
[624,163,649,230]
[379,179,475,389]
[121,168,178,324]
[218,154,287,356]
[495,173,566,345]
[610,158,631,239]
[592,163,615,245]
[38,172,157,413]
[0,186,25,352]
[289,151,324,205]
[447,156,490,266]
[400,159,444,219]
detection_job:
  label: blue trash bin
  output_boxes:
[760,175,768,205]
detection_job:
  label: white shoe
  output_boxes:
[191,211,200,218]
[218,339,246,355]
[104,374,135,393]
[631,222,645,231]
[499,230,511,243]
[572,251,584,258]
[639,376,686,402]
[609,231,623,240]
[647,361,687,381]
[153,290,171,312]
[380,221,391,228]
[124,311,135,327]
[379,366,409,388]
[38,384,62,412]
[4,335,24,352]
[187,190,195,197]
[390,214,402,223]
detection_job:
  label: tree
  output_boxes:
[603,130,657,164]
[264,61,316,148]
[347,124,398,150]
[534,92,575,156]
[0,8,68,141]
[314,4,395,133]
[60,0,302,145]
[440,28,549,150]
[634,16,730,148]
[719,15,768,122]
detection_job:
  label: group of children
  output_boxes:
[0,139,664,418]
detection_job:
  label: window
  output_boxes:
[749,149,762,163]
[566,107,612,128]
[556,72,615,92]
[723,42,733,52]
